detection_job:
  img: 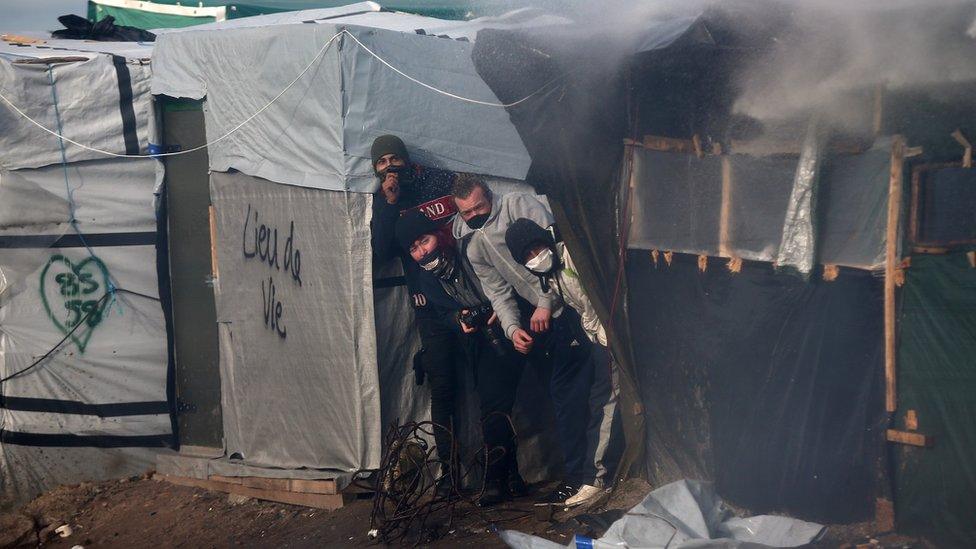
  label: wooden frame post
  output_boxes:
[719,156,733,258]
[884,136,906,413]
[208,205,220,281]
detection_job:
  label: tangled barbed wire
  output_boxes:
[353,416,532,546]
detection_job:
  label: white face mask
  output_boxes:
[525,248,554,274]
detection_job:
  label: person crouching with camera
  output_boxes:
[394,209,528,507]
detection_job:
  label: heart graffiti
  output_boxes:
[39,254,112,353]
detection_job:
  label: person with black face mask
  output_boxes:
[451,174,607,508]
[369,135,471,497]
[505,218,621,509]
[394,210,528,507]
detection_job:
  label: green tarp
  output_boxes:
[895,252,976,546]
[88,0,516,29]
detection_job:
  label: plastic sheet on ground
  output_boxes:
[499,480,824,549]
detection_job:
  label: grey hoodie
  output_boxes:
[453,191,563,339]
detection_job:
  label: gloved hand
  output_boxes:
[412,348,426,386]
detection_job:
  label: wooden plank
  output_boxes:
[886,429,934,447]
[875,497,895,533]
[951,129,972,168]
[179,445,224,458]
[730,138,868,157]
[872,84,885,137]
[911,246,949,255]
[287,478,340,495]
[641,135,697,154]
[1,33,46,45]
[157,475,344,510]
[908,166,922,245]
[210,475,338,495]
[718,156,733,257]
[884,136,906,413]
[208,205,219,280]
[905,409,918,431]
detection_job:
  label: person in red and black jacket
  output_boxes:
[370,135,527,504]
[394,210,527,506]
[370,134,458,315]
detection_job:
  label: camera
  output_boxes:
[458,303,507,357]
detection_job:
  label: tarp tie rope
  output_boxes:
[47,65,123,314]
[0,30,559,160]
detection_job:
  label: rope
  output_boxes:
[0,29,557,160]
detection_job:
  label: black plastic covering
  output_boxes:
[52,14,156,42]
[627,252,887,522]
[913,166,976,246]
[894,253,976,546]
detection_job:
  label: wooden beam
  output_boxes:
[210,475,339,495]
[641,135,697,154]
[729,138,868,157]
[885,136,906,413]
[157,474,345,510]
[208,205,220,280]
[886,429,934,447]
[951,129,972,168]
[1,33,46,45]
[872,84,885,137]
[718,156,733,257]
[874,498,895,533]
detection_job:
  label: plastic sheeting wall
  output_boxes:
[150,21,530,193]
[626,252,886,523]
[0,56,152,170]
[894,253,976,546]
[0,159,170,508]
[628,140,892,270]
[210,171,382,471]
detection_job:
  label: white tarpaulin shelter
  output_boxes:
[149,5,568,476]
[149,3,559,191]
[0,38,171,507]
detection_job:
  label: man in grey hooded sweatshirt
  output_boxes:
[451,173,598,507]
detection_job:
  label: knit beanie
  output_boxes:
[505,218,554,265]
[371,135,411,170]
[395,209,439,252]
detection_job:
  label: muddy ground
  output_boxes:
[1,475,931,548]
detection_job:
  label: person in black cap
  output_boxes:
[370,134,457,271]
[394,209,528,506]
[504,218,620,508]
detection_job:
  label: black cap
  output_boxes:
[395,209,438,252]
[371,134,410,170]
[505,218,553,265]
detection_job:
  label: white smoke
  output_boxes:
[732,0,976,128]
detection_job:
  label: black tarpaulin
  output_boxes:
[894,253,976,546]
[627,252,887,522]
[471,6,726,481]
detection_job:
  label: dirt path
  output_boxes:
[1,476,931,548]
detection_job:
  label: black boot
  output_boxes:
[478,478,510,507]
[506,458,529,498]
[507,473,529,498]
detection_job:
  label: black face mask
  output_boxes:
[419,247,457,280]
[376,163,414,185]
[465,212,490,230]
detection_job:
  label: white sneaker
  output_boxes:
[564,484,603,507]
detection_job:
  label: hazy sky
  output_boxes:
[3,0,88,32]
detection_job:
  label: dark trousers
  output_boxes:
[530,307,605,486]
[417,315,523,481]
